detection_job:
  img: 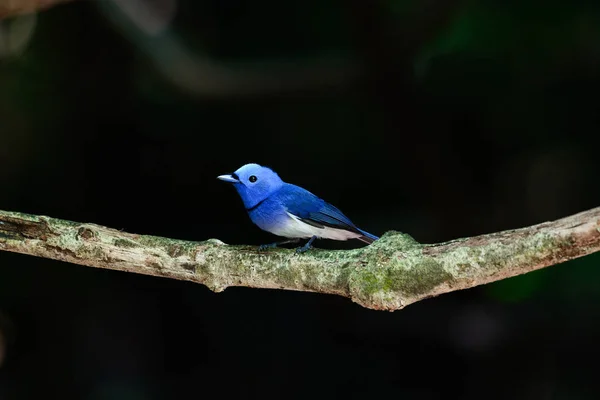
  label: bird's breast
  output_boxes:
[248,203,309,238]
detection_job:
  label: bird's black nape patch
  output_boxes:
[246,198,267,212]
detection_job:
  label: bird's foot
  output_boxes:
[295,244,312,254]
[258,243,278,251]
[258,238,300,251]
[295,236,317,254]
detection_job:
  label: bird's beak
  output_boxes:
[217,174,239,183]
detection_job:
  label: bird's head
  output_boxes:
[217,163,284,209]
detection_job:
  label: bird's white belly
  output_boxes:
[268,212,361,241]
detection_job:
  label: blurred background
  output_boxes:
[1,0,600,398]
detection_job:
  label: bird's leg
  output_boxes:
[296,236,317,254]
[258,238,300,251]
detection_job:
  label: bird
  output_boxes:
[217,163,379,253]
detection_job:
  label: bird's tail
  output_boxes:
[357,229,379,244]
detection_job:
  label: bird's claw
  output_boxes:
[295,236,317,254]
[295,244,312,254]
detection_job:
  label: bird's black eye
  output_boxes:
[249,175,257,183]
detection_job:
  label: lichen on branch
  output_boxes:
[0,207,599,310]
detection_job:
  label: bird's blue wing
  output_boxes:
[277,184,361,234]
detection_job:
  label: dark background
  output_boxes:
[1,0,600,399]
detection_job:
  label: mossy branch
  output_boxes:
[0,207,598,311]
[0,0,74,19]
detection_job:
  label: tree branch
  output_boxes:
[0,207,598,311]
[0,0,75,19]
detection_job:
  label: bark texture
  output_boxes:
[0,208,598,310]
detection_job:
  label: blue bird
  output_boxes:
[218,163,379,253]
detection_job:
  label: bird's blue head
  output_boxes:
[217,163,284,209]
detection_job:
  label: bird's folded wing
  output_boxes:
[281,185,361,234]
